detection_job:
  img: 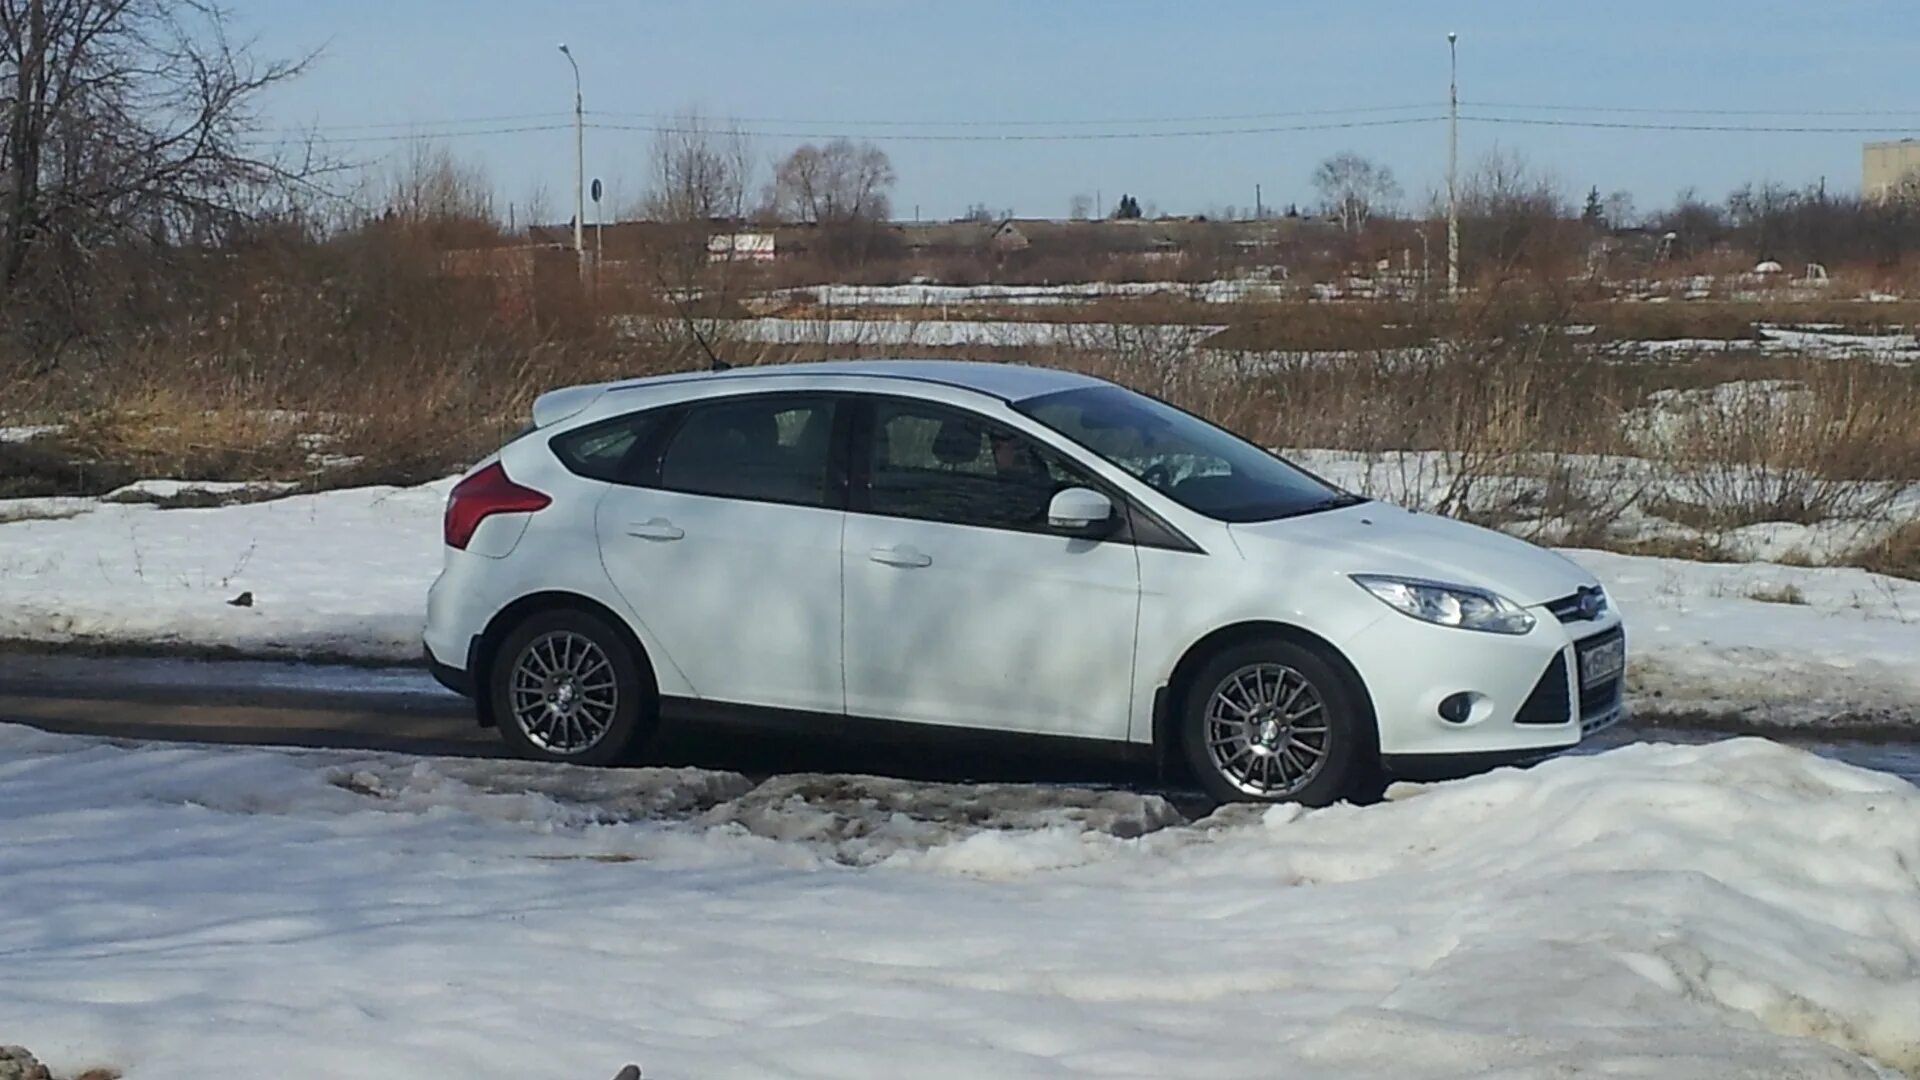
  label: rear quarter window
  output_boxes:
[549,412,662,483]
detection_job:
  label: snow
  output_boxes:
[1590,327,1920,364]
[774,279,1288,307]
[0,422,61,442]
[0,479,451,658]
[1,727,1916,1079]
[643,316,1224,349]
[103,478,299,501]
[3,473,1918,724]
[1568,548,1920,724]
[1290,446,1920,568]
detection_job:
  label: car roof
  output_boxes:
[607,359,1112,404]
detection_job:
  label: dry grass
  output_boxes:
[8,248,1920,584]
[1849,522,1920,581]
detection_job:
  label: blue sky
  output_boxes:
[240,1,1920,224]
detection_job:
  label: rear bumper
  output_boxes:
[424,642,474,699]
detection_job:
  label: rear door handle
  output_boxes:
[626,518,684,542]
[868,545,932,568]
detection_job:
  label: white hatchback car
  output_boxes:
[424,361,1624,804]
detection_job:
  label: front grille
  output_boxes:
[1580,676,1623,719]
[1514,653,1573,724]
[1545,585,1608,623]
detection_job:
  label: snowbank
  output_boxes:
[1,728,1915,1078]
[0,479,451,659]
[773,279,1288,307]
[623,316,1224,349]
[3,475,1918,724]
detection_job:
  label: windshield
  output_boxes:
[1017,385,1359,523]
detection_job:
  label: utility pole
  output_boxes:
[1446,31,1460,298]
[1255,183,1262,220]
[558,43,586,282]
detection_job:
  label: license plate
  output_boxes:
[1578,634,1625,688]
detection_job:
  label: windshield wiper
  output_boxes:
[1286,492,1369,517]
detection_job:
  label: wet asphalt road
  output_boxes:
[2,650,1916,789]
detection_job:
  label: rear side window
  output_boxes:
[549,411,662,483]
[658,396,836,507]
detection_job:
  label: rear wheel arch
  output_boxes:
[1154,621,1378,770]
[473,591,657,728]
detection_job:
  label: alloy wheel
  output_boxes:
[1203,662,1331,798]
[508,630,619,755]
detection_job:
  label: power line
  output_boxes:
[584,115,1445,142]
[264,112,573,135]
[253,123,575,146]
[251,109,1920,148]
[584,102,1442,128]
[1465,100,1920,118]
[1463,114,1920,135]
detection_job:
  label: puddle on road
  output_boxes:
[1583,724,1920,786]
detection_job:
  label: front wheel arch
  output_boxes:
[1153,621,1379,780]
[473,591,657,729]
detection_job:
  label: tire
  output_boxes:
[489,609,654,766]
[1179,637,1374,807]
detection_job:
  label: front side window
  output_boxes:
[1018,385,1355,523]
[658,396,836,507]
[865,399,1094,531]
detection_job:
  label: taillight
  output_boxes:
[444,463,551,550]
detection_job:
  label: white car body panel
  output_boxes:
[594,486,845,713]
[842,511,1139,737]
[424,360,1626,773]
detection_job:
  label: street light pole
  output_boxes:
[558,43,586,282]
[1446,31,1460,299]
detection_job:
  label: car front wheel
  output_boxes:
[490,609,653,766]
[1180,638,1373,806]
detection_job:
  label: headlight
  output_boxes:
[1351,574,1537,635]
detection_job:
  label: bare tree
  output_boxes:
[0,0,317,304]
[1602,190,1636,231]
[385,141,493,225]
[766,137,894,226]
[641,109,751,225]
[1312,152,1400,232]
[765,137,895,266]
[629,110,761,371]
[1457,148,1575,284]
[1067,192,1092,221]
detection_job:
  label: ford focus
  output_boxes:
[424,360,1625,804]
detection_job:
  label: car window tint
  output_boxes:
[867,400,1091,531]
[1018,384,1345,523]
[550,412,660,483]
[658,397,834,507]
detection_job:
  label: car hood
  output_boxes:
[1226,502,1597,607]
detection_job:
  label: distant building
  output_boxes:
[989,220,1031,253]
[707,233,776,262]
[1864,140,1920,200]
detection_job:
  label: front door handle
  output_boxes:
[868,545,932,568]
[626,518,685,542]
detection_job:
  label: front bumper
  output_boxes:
[1342,601,1626,758]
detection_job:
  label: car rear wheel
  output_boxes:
[491,609,653,765]
[1180,638,1373,806]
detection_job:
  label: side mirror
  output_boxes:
[1048,487,1116,537]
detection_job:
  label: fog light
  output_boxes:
[1438,693,1474,724]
